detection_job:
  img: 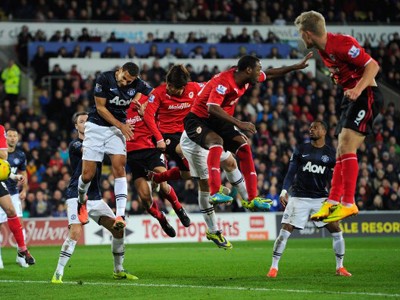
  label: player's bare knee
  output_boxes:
[69,224,82,240]
[325,222,341,233]
[160,182,170,194]
[221,156,237,172]
[198,179,209,192]
[4,205,16,217]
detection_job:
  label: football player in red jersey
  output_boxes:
[125,96,190,237]
[0,125,35,267]
[143,65,203,183]
[184,54,312,210]
[295,11,384,222]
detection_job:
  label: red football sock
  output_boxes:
[147,200,163,220]
[341,153,358,205]
[328,156,343,203]
[207,145,223,195]
[236,144,257,200]
[162,185,182,211]
[8,216,26,251]
[153,167,182,183]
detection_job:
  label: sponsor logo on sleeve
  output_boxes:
[148,94,155,103]
[216,84,227,95]
[348,45,360,58]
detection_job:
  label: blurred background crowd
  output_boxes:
[0,0,399,219]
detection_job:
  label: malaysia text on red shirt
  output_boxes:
[143,82,203,142]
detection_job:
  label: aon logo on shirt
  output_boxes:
[303,161,326,174]
[109,96,132,106]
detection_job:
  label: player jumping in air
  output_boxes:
[295,11,384,222]
[77,62,153,230]
[184,54,312,210]
[125,95,190,237]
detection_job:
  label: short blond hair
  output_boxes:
[294,11,326,37]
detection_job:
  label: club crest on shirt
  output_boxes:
[165,139,171,145]
[216,84,227,95]
[348,45,360,58]
[189,92,194,98]
[127,88,136,96]
[329,54,336,61]
[321,155,329,163]
[95,83,102,93]
[13,158,20,165]
[196,127,202,134]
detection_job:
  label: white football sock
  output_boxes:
[112,237,125,272]
[271,229,291,269]
[198,191,218,232]
[225,168,248,200]
[78,175,91,197]
[332,231,345,269]
[114,177,127,217]
[55,237,77,275]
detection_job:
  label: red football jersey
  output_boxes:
[0,125,7,150]
[319,32,374,90]
[126,97,155,152]
[144,82,203,141]
[191,68,266,118]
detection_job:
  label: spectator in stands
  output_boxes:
[186,31,204,43]
[107,32,125,43]
[1,59,21,105]
[70,45,82,58]
[220,27,236,43]
[62,28,74,42]
[30,190,51,217]
[235,46,248,58]
[265,31,280,43]
[126,46,140,59]
[162,47,176,60]
[83,46,93,58]
[251,30,264,44]
[49,30,62,42]
[77,27,91,42]
[34,29,47,42]
[188,46,205,59]
[16,25,33,67]
[266,47,284,59]
[204,46,223,59]
[57,47,69,58]
[101,46,121,58]
[145,32,162,43]
[145,44,162,59]
[236,28,251,43]
[164,31,179,43]
[174,47,187,59]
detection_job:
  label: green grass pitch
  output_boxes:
[0,237,399,300]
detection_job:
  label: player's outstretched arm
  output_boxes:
[265,52,313,79]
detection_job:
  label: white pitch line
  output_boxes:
[0,280,399,298]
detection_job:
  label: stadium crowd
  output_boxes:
[2,0,399,24]
[0,0,399,219]
[0,59,399,218]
